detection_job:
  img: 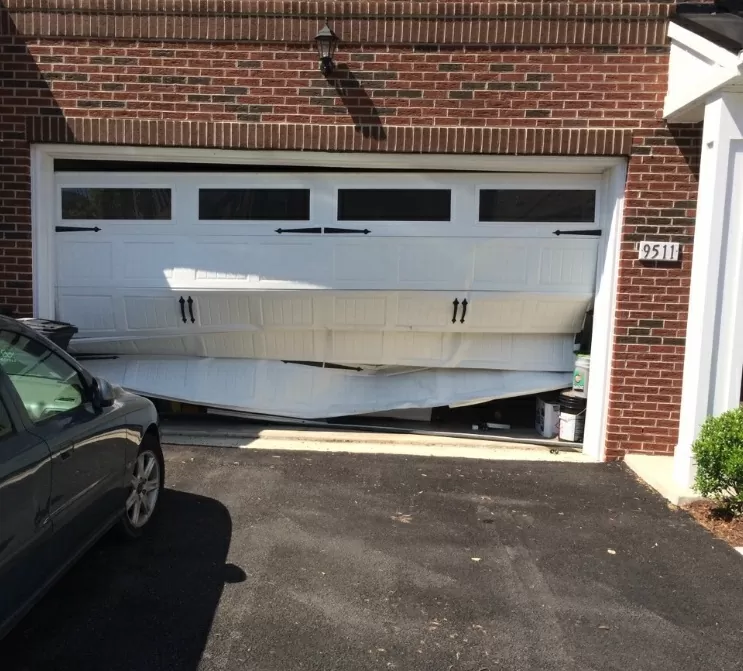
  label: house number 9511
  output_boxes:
[638,241,681,262]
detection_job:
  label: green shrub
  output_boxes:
[693,407,743,514]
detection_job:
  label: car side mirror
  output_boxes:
[92,376,115,409]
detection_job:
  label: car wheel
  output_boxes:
[119,434,164,539]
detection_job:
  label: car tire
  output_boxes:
[119,434,165,539]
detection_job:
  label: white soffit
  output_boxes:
[665,22,743,123]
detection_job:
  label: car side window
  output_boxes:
[0,330,86,424]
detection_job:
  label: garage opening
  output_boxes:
[32,151,623,455]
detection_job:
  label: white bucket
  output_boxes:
[572,354,591,398]
[559,410,586,442]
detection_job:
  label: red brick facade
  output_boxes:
[0,1,702,458]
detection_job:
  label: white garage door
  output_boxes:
[53,170,602,372]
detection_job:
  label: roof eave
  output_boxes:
[664,21,743,122]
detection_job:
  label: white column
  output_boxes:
[675,92,743,487]
[31,146,56,319]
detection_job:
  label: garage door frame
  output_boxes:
[30,144,628,461]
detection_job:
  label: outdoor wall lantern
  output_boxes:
[314,21,339,75]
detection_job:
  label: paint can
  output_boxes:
[572,354,591,398]
[559,390,587,443]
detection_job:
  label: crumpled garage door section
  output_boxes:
[83,356,572,419]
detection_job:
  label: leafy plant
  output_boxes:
[693,408,743,515]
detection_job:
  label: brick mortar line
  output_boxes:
[12,37,672,48]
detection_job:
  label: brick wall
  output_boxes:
[0,0,703,457]
[606,126,701,459]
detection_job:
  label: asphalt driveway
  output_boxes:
[2,446,742,671]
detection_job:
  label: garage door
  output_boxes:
[53,170,602,372]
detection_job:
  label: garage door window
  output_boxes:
[199,188,310,220]
[338,189,451,221]
[62,188,171,220]
[479,190,595,223]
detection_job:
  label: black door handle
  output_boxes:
[451,299,459,324]
[59,448,73,461]
[178,296,187,324]
[460,298,468,324]
[187,296,195,323]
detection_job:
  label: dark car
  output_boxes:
[0,315,163,639]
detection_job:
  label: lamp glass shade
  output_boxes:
[314,23,338,61]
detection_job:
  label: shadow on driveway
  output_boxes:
[0,489,235,671]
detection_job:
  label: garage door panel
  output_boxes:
[397,240,472,288]
[472,238,598,292]
[384,332,446,366]
[332,295,390,328]
[189,243,258,282]
[446,334,574,371]
[512,335,575,369]
[57,294,117,334]
[539,246,598,289]
[463,294,590,333]
[192,293,254,328]
[472,243,529,288]
[254,242,332,285]
[123,295,182,331]
[258,294,316,328]
[71,330,574,371]
[57,241,113,284]
[333,241,397,284]
[122,241,176,281]
[330,331,385,363]
[394,293,462,329]
[259,331,320,360]
[58,235,597,293]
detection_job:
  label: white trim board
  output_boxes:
[31,144,627,462]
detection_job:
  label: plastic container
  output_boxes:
[559,390,587,443]
[536,396,561,438]
[18,318,78,351]
[572,354,591,398]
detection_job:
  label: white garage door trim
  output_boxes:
[30,144,627,461]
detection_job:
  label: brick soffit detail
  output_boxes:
[3,1,674,46]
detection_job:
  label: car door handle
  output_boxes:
[59,447,73,461]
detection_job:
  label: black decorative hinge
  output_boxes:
[282,360,363,372]
[275,227,322,234]
[55,226,101,233]
[324,227,371,235]
[553,229,602,237]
